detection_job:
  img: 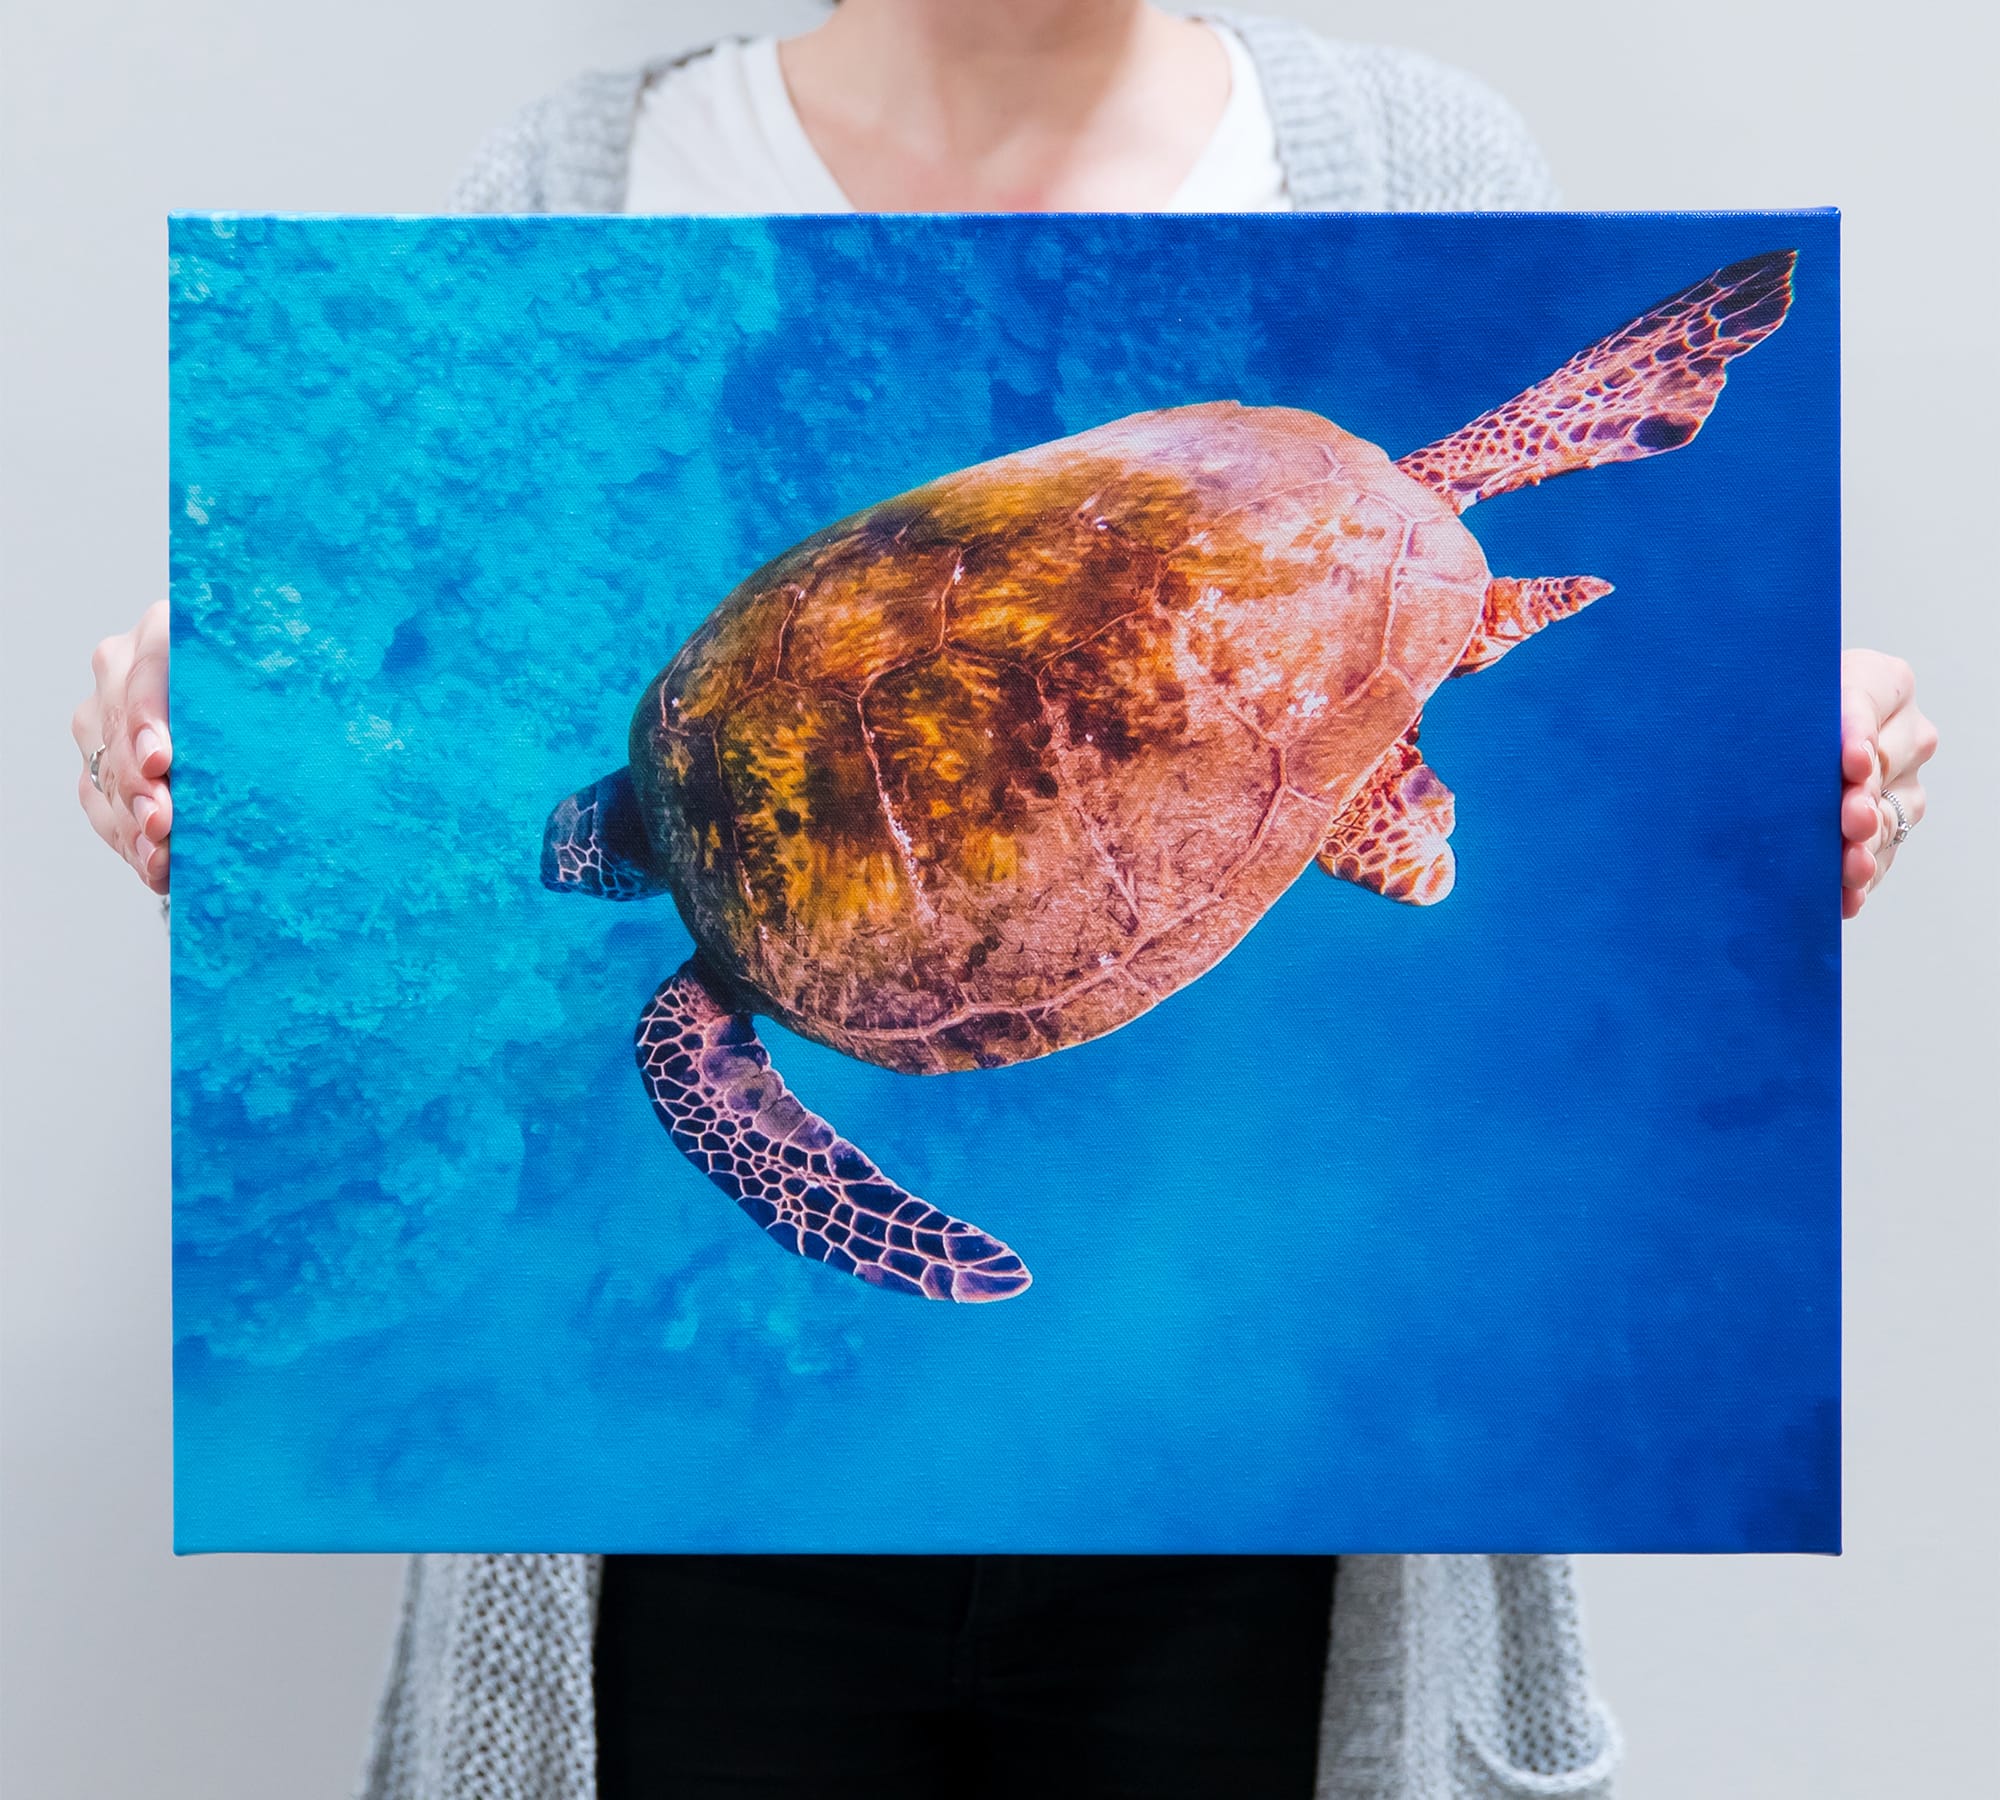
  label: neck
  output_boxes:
[778,2,1231,210]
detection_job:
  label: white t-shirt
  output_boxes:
[624,23,1290,214]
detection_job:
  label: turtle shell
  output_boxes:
[629,403,1489,1075]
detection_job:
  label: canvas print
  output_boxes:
[169,211,1839,1553]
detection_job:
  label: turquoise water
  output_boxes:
[169,211,1840,1552]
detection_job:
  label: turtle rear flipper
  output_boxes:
[1396,249,1796,513]
[1318,725,1456,905]
[637,961,1033,1303]
[541,766,674,900]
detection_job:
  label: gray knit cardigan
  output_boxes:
[359,12,1619,1800]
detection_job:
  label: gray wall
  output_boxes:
[3,2,1993,1795]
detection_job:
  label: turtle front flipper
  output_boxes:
[1395,249,1796,513]
[541,767,674,900]
[636,960,1032,1303]
[1317,726,1456,905]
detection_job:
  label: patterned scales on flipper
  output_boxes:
[1317,725,1457,906]
[1453,575,1615,677]
[1395,249,1796,514]
[541,767,674,901]
[636,960,1033,1302]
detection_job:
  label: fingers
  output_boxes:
[1838,649,1917,792]
[1878,782,1927,842]
[1839,651,1932,922]
[1841,776,1927,850]
[1842,777,1924,915]
[78,612,174,893]
[134,785,173,843]
[1870,781,1925,877]
[76,764,160,884]
[1874,701,1939,791]
[122,605,174,852]
[139,839,171,895]
[1841,648,1916,729]
[1839,784,1880,845]
[82,636,128,768]
[85,629,134,808]
[1838,682,1884,795]
[1838,715,1878,791]
[76,765,122,854]
[128,599,173,779]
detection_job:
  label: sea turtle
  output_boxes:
[542,249,1795,1303]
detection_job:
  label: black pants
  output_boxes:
[594,1554,1337,1799]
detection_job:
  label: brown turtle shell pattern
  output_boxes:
[630,402,1490,1075]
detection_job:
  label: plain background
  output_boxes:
[1,1,1992,1794]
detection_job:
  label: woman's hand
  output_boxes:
[1839,649,1935,919]
[73,600,173,894]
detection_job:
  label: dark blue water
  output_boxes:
[169,211,1839,1553]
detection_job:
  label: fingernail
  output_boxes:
[133,795,158,833]
[136,725,166,768]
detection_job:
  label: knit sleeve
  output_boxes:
[1349,45,1565,211]
[446,95,556,214]
[446,65,650,215]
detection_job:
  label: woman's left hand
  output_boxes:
[1840,649,1936,919]
[73,600,173,894]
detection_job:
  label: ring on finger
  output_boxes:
[1879,788,1912,846]
[88,743,108,793]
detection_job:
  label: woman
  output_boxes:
[73,5,1937,1796]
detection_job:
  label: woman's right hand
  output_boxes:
[74,600,173,894]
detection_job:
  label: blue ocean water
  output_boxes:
[169,211,1840,1553]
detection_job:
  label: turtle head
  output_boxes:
[541,766,675,902]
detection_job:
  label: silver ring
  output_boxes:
[1880,788,1912,846]
[87,743,108,793]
